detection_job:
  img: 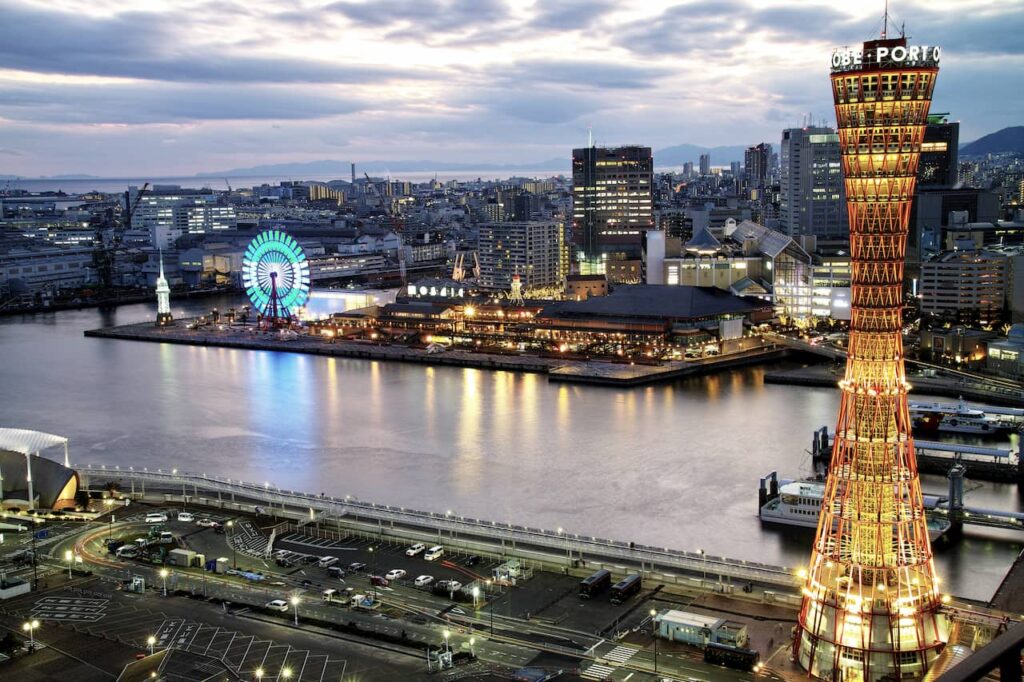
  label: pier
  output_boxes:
[85,319,789,387]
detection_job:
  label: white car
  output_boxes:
[384,569,407,581]
[177,512,194,522]
[405,543,426,557]
[144,513,168,524]
[437,580,462,592]
[414,575,434,588]
[265,599,289,612]
[196,518,218,527]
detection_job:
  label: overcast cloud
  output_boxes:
[0,0,1020,176]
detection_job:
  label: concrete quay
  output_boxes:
[85,319,789,386]
[76,464,803,599]
[764,363,1024,407]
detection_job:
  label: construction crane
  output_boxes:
[364,173,408,284]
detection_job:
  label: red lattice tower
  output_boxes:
[794,37,948,681]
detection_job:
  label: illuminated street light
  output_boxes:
[22,619,40,651]
[291,595,300,626]
[64,550,73,578]
[469,637,476,657]
[254,668,264,681]
[147,635,156,655]
[281,667,293,679]
[443,629,451,654]
[650,608,658,672]
[159,568,169,596]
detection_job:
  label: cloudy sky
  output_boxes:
[1,0,1021,177]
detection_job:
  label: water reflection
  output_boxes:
[0,295,1019,601]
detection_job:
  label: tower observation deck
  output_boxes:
[794,36,946,681]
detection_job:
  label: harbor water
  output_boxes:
[1,295,1020,601]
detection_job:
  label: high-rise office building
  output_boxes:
[780,127,847,239]
[744,143,772,189]
[571,145,653,263]
[477,221,567,291]
[795,35,946,681]
[683,161,694,178]
[131,186,236,250]
[918,114,959,187]
[699,153,711,176]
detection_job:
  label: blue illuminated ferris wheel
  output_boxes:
[242,230,311,321]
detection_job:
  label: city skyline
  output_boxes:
[1,0,1021,177]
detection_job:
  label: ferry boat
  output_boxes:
[909,399,1016,436]
[759,480,951,542]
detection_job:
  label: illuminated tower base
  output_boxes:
[795,35,948,681]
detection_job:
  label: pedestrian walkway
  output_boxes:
[602,644,638,664]
[580,662,616,680]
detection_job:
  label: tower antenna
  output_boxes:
[882,0,889,39]
[587,125,593,148]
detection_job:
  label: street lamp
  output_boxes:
[22,620,40,651]
[281,667,293,679]
[368,546,377,600]
[254,668,264,681]
[697,548,707,582]
[443,629,451,655]
[226,520,236,568]
[105,498,115,540]
[64,550,73,578]
[159,568,169,596]
[650,608,658,673]
[147,635,156,656]
[469,637,476,658]
[472,585,480,609]
[291,595,300,626]
[486,579,494,635]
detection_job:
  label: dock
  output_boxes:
[764,363,1024,407]
[85,319,789,387]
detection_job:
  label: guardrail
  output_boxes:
[76,464,801,589]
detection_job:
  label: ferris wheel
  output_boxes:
[242,229,311,321]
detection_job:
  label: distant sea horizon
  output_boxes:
[4,164,706,196]
[3,169,573,195]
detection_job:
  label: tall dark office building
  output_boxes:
[571,145,653,263]
[744,143,772,189]
[698,153,711,176]
[918,113,959,187]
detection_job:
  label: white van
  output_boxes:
[134,537,149,548]
[145,512,168,523]
[157,531,174,544]
[177,512,194,522]
[318,556,339,568]
[424,546,444,561]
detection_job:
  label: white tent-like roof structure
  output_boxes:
[0,428,68,456]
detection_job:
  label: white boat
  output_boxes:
[909,399,1013,436]
[760,479,950,542]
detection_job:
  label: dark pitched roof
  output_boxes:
[539,285,769,321]
[685,227,722,252]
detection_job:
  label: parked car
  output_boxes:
[385,569,407,581]
[424,546,444,561]
[348,562,367,572]
[265,599,289,612]
[465,555,481,567]
[275,558,295,568]
[317,556,339,568]
[196,518,217,527]
[213,524,225,535]
[177,512,194,522]
[327,566,346,578]
[145,512,168,524]
[414,575,434,588]
[435,580,462,593]
[406,543,426,557]
[369,575,389,587]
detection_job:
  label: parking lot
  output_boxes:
[272,530,501,598]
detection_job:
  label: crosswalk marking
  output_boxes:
[604,645,639,664]
[581,663,616,680]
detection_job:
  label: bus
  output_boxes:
[704,642,760,671]
[579,569,612,599]
[609,574,642,604]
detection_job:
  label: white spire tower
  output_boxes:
[155,251,173,326]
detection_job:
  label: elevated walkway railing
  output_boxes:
[76,463,800,588]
